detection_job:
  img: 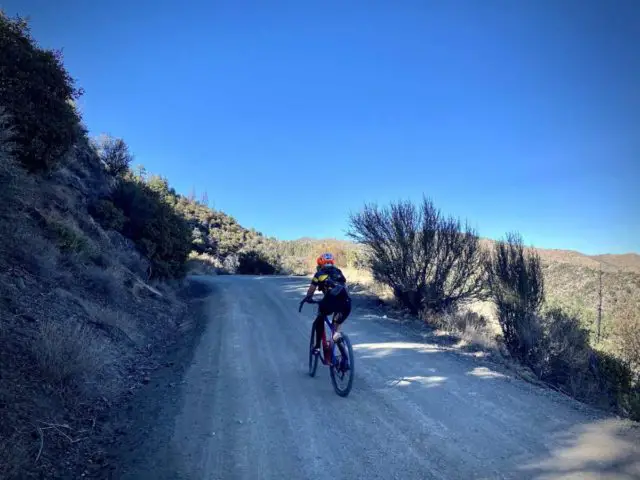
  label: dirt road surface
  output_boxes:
[117,276,640,480]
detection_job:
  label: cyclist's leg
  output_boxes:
[314,297,332,351]
[333,295,352,366]
[313,314,324,351]
[334,293,352,330]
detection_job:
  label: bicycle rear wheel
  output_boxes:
[308,323,319,377]
[330,333,354,397]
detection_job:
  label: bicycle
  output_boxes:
[299,298,354,397]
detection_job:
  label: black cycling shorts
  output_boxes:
[318,290,352,324]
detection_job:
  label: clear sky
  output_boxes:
[3,0,639,254]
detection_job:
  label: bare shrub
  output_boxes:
[348,197,487,314]
[34,320,113,385]
[486,232,544,363]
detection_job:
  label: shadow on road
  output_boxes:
[521,419,640,479]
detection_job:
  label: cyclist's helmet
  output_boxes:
[316,252,335,267]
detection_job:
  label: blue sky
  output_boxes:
[4,1,639,254]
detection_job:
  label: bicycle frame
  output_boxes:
[318,314,339,367]
[301,295,354,397]
[299,298,340,367]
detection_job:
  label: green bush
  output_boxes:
[0,12,83,171]
[594,350,633,409]
[237,250,278,275]
[110,174,191,279]
[48,219,90,254]
[93,135,132,177]
[89,199,126,231]
[90,163,192,279]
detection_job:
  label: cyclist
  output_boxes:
[301,252,352,364]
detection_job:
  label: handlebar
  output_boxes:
[298,297,319,312]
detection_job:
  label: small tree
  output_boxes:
[0,12,83,171]
[348,197,487,313]
[94,135,132,177]
[486,232,545,363]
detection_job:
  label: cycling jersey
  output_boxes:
[311,265,348,296]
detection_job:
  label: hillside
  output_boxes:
[591,253,640,273]
[275,236,639,332]
[0,13,212,478]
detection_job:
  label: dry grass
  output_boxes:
[0,431,29,480]
[341,266,394,301]
[34,320,114,386]
[421,308,498,351]
[79,299,142,346]
[80,265,125,299]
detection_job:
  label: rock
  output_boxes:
[142,376,151,384]
[16,277,26,289]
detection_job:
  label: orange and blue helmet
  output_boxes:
[316,252,335,267]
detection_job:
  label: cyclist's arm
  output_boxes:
[304,283,317,301]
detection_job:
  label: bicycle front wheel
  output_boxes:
[330,333,354,397]
[308,323,319,377]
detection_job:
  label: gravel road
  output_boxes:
[118,275,640,480]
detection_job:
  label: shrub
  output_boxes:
[92,135,132,177]
[89,198,126,231]
[46,216,91,254]
[592,350,634,412]
[109,173,191,279]
[348,197,487,313]
[222,254,239,274]
[0,12,83,171]
[536,308,591,391]
[486,232,545,363]
[610,300,640,372]
[237,250,278,275]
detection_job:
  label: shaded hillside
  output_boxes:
[0,13,196,478]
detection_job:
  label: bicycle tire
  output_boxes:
[308,323,319,377]
[330,333,354,397]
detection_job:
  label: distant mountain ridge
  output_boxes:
[291,236,640,274]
